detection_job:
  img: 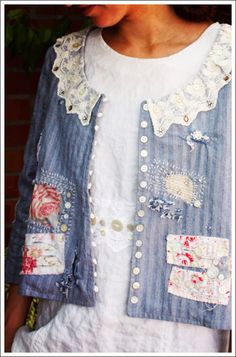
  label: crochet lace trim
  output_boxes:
[52,24,231,131]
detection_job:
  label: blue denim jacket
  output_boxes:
[6,24,232,330]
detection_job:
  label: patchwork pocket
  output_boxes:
[167,234,231,305]
[20,233,65,275]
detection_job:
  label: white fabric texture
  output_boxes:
[12,22,230,353]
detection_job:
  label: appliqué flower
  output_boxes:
[21,247,37,274]
[148,196,183,222]
[186,130,210,151]
[29,184,61,228]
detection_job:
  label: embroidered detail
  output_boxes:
[147,160,206,207]
[29,169,76,234]
[56,271,73,299]
[186,130,210,151]
[29,184,61,228]
[148,197,183,221]
[168,266,230,305]
[20,233,65,275]
[166,234,230,269]
[53,28,101,125]
[147,24,231,137]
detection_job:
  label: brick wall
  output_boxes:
[5,5,84,245]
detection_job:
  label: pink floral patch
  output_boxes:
[29,184,61,227]
[176,252,194,266]
[21,247,37,274]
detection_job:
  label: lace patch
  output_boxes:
[147,160,206,207]
[53,28,101,125]
[20,233,65,275]
[52,24,231,131]
[146,24,231,137]
[168,266,230,305]
[167,234,229,269]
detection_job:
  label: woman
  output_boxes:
[5,4,232,352]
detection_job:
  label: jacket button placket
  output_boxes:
[87,95,108,295]
[130,102,149,306]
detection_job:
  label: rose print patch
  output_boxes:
[20,233,65,275]
[167,234,229,269]
[168,267,230,305]
[27,169,76,234]
[29,184,61,228]
[166,234,231,305]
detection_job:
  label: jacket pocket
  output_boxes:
[166,234,231,305]
[20,233,65,275]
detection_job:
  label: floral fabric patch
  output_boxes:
[167,234,231,305]
[20,233,65,275]
[168,266,230,305]
[29,184,61,228]
[167,234,229,269]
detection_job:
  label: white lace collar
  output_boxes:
[52,24,231,134]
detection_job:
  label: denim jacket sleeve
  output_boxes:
[5,47,56,284]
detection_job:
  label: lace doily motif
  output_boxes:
[52,24,231,131]
[147,24,232,137]
[53,28,101,126]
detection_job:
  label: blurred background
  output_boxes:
[5,5,89,246]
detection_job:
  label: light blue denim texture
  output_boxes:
[5,26,232,330]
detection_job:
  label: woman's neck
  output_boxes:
[102,5,211,58]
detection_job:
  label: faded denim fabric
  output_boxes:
[5,25,232,330]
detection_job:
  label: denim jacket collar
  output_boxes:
[52,24,231,136]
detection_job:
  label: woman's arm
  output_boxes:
[5,285,32,352]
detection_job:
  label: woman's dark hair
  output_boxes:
[172,5,231,24]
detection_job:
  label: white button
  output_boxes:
[133,267,140,275]
[94,271,97,277]
[92,241,96,247]
[89,170,93,176]
[218,274,225,281]
[88,182,92,189]
[93,258,97,265]
[133,282,140,290]
[131,296,139,304]
[92,154,95,160]
[136,224,144,232]
[207,266,219,279]
[94,285,99,293]
[94,125,99,131]
[194,200,201,208]
[91,228,94,234]
[136,240,143,247]
[140,136,148,143]
[140,165,148,172]
[137,210,145,217]
[143,103,149,111]
[139,196,146,203]
[141,120,148,128]
[64,213,69,219]
[66,192,71,198]
[102,96,108,102]
[140,181,147,188]
[140,149,148,157]
[97,112,103,118]
[90,213,95,219]
[89,196,93,203]
[65,202,71,209]
[135,251,142,259]
[94,140,98,145]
